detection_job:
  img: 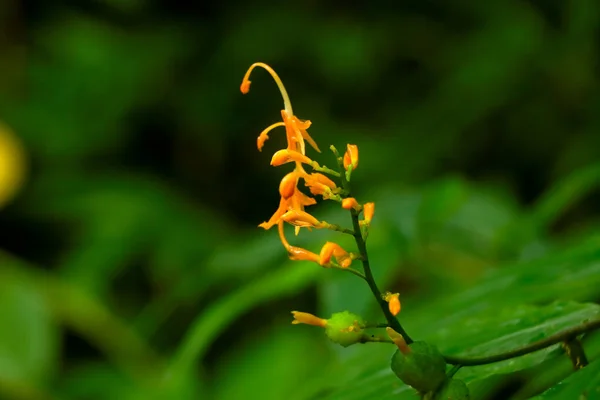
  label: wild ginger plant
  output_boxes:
[240,62,600,399]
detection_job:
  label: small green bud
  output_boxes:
[434,379,470,400]
[324,311,365,347]
[390,341,447,393]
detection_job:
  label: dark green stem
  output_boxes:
[349,209,413,344]
[327,223,355,236]
[444,318,600,366]
[336,266,367,281]
[330,144,413,344]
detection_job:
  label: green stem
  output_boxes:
[335,266,367,281]
[311,162,341,177]
[327,223,355,235]
[349,209,413,344]
[444,318,600,366]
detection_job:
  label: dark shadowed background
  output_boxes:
[0,0,599,399]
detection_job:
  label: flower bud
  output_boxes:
[341,197,360,211]
[343,144,359,171]
[363,202,375,224]
[279,172,297,199]
[390,341,447,393]
[325,311,365,347]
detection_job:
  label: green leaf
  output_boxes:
[449,301,600,382]
[311,236,600,399]
[0,270,58,386]
[531,358,600,399]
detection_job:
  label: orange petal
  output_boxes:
[289,189,316,210]
[307,173,336,189]
[292,116,320,153]
[307,182,330,196]
[281,209,322,228]
[271,149,313,166]
[291,311,327,327]
[319,242,351,267]
[319,242,336,266]
[258,197,288,230]
[288,246,320,263]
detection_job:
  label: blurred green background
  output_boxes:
[1,0,600,399]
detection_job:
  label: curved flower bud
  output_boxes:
[343,144,359,171]
[271,149,313,166]
[291,311,327,327]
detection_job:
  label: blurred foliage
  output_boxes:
[0,0,599,399]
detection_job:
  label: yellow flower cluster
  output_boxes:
[241,63,363,268]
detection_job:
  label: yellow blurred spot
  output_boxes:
[0,122,26,208]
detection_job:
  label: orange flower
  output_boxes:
[341,197,360,211]
[243,63,340,256]
[288,246,320,263]
[241,63,320,156]
[319,242,352,268]
[291,311,328,327]
[303,172,338,198]
[278,221,321,263]
[343,144,359,170]
[281,209,324,228]
[259,189,316,231]
[363,202,375,224]
[271,149,313,166]
[383,292,401,316]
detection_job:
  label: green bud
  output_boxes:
[435,379,470,400]
[324,311,365,347]
[390,341,447,393]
